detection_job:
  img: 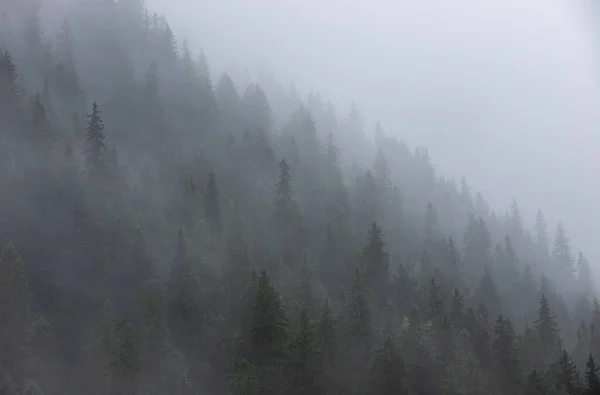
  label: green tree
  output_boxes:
[535,293,561,361]
[369,329,407,395]
[347,266,372,352]
[492,315,521,393]
[251,270,288,363]
[585,353,600,395]
[84,102,107,179]
[288,309,322,395]
[525,369,548,395]
[362,222,389,305]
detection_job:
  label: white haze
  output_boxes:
[149,0,600,274]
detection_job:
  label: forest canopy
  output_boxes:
[0,1,597,394]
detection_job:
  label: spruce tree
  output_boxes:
[586,353,600,395]
[251,270,288,364]
[84,102,107,179]
[370,329,407,395]
[492,315,521,393]
[535,293,560,359]
[347,266,372,352]
[524,369,547,395]
[288,309,321,395]
[553,223,574,280]
[474,265,502,319]
[555,349,583,395]
[362,222,388,305]
[317,300,337,364]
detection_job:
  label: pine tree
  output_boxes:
[228,357,259,395]
[492,315,521,393]
[424,201,438,238]
[317,300,337,364]
[168,227,201,327]
[251,270,288,364]
[524,370,547,395]
[450,288,465,329]
[553,223,574,280]
[0,242,38,384]
[555,349,583,395]
[273,158,303,259]
[0,51,22,136]
[474,266,502,319]
[288,309,321,395]
[425,278,444,325]
[84,102,107,179]
[29,92,54,156]
[362,222,389,305]
[370,329,407,395]
[585,353,600,395]
[535,293,560,358]
[373,147,391,200]
[347,266,372,352]
[447,237,461,288]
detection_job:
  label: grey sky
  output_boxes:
[150,0,600,269]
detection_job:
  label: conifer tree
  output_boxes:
[474,266,502,319]
[362,222,388,304]
[369,329,407,395]
[251,270,288,364]
[317,300,337,365]
[555,349,583,395]
[84,102,107,179]
[450,288,465,329]
[492,315,521,393]
[347,266,372,352]
[288,309,321,395]
[553,223,574,280]
[447,237,461,288]
[535,293,561,359]
[524,369,547,395]
[585,353,600,395]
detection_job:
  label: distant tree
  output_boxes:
[361,222,389,305]
[369,328,407,395]
[347,266,372,352]
[585,353,600,395]
[553,223,573,280]
[84,102,107,179]
[534,293,561,359]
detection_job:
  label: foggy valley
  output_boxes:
[0,0,599,394]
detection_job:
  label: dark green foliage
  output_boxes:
[525,369,547,395]
[586,354,600,395]
[362,222,389,305]
[0,2,596,394]
[535,293,561,360]
[347,266,372,352]
[288,309,322,395]
[84,102,107,179]
[370,329,407,395]
[251,270,288,363]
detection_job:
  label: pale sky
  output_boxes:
[150,0,600,267]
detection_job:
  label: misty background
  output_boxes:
[151,0,600,270]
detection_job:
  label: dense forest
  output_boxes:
[0,1,598,394]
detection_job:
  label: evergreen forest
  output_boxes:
[0,1,598,394]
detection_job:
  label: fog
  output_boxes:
[2,0,600,392]
[152,0,600,266]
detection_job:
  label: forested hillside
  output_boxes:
[0,1,598,394]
